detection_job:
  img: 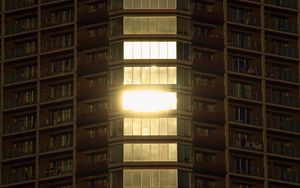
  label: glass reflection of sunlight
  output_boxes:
[122,90,177,112]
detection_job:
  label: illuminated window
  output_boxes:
[122,90,177,112]
[124,66,176,85]
[123,41,176,60]
[124,16,176,34]
[123,117,177,136]
[123,143,177,162]
[124,0,176,9]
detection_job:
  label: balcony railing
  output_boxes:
[266,44,298,58]
[5,0,37,10]
[5,42,37,59]
[228,12,260,26]
[41,139,72,153]
[4,147,35,159]
[266,69,299,83]
[3,168,35,184]
[41,115,73,128]
[230,138,262,151]
[4,121,35,134]
[42,59,73,77]
[43,10,73,27]
[267,93,299,107]
[6,18,37,35]
[269,168,300,183]
[228,37,260,51]
[228,85,261,101]
[4,68,36,84]
[42,35,73,52]
[268,143,300,158]
[41,166,73,178]
[266,19,298,33]
[265,0,298,9]
[231,164,263,177]
[41,87,73,102]
[229,113,262,126]
[267,117,300,133]
[4,94,36,109]
[228,61,261,76]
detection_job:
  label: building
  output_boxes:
[0,0,299,188]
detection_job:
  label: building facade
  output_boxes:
[0,0,299,188]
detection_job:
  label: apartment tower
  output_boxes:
[0,0,299,188]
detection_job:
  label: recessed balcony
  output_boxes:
[268,143,300,158]
[77,161,108,177]
[269,168,300,183]
[267,117,300,133]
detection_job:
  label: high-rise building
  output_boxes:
[0,0,299,188]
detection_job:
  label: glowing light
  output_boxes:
[122,90,177,112]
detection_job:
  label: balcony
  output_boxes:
[40,165,73,179]
[41,84,73,103]
[77,80,107,101]
[230,137,262,152]
[228,85,261,102]
[193,51,224,75]
[4,92,36,109]
[228,37,261,51]
[265,19,298,34]
[193,103,225,124]
[77,161,108,177]
[269,168,300,183]
[265,0,298,9]
[228,11,260,27]
[230,164,263,177]
[42,9,73,28]
[228,57,261,77]
[192,4,223,24]
[192,28,224,49]
[41,57,73,78]
[194,160,225,176]
[40,108,73,128]
[4,66,36,85]
[78,28,108,51]
[267,93,299,108]
[193,76,224,99]
[267,117,300,133]
[268,143,300,158]
[40,136,73,153]
[266,68,299,83]
[2,166,35,185]
[5,17,37,35]
[228,113,262,127]
[5,41,37,60]
[3,121,35,135]
[4,145,35,159]
[5,0,37,11]
[265,43,298,58]
[77,6,108,26]
[77,103,108,126]
[77,135,107,151]
[42,34,73,53]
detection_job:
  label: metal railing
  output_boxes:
[267,117,300,133]
[268,143,300,158]
[269,168,300,183]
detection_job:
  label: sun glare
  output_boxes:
[122,90,177,112]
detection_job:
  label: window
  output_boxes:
[124,66,176,85]
[122,90,177,112]
[124,16,176,34]
[123,143,177,162]
[124,0,176,9]
[123,169,177,188]
[110,18,123,36]
[124,41,176,60]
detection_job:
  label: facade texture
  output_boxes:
[0,0,300,188]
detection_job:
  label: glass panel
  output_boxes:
[159,67,168,84]
[160,144,168,161]
[169,143,177,161]
[142,171,151,186]
[141,67,150,84]
[124,144,132,161]
[168,118,177,135]
[142,118,150,135]
[141,144,150,161]
[151,118,159,135]
[141,41,150,58]
[124,42,132,59]
[151,144,159,161]
[150,41,159,59]
[133,67,141,84]
[124,118,133,136]
[159,118,168,135]
[124,67,132,85]
[168,41,177,59]
[160,42,168,59]
[132,118,141,135]
[132,170,142,186]
[132,42,141,59]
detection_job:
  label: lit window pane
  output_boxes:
[132,118,141,135]
[168,170,178,186]
[142,118,150,135]
[132,42,141,59]
[150,42,159,59]
[160,144,168,161]
[141,144,150,161]
[124,118,132,136]
[133,67,141,84]
[159,118,168,135]
[160,170,169,186]
[124,67,132,85]
[150,66,159,84]
[151,118,159,135]
[168,143,177,161]
[141,41,150,59]
[151,0,159,9]
[168,67,177,84]
[124,144,132,161]
[124,42,132,59]
[141,0,150,8]
[124,0,131,9]
[133,144,142,161]
[159,67,168,84]
[133,170,142,186]
[151,170,159,187]
[141,67,150,84]
[150,144,159,161]
[168,118,177,135]
[159,42,168,59]
[168,42,177,59]
[168,0,176,9]
[142,171,151,186]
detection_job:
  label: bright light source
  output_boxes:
[122,90,177,112]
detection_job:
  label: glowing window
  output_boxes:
[123,41,177,59]
[122,90,177,112]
